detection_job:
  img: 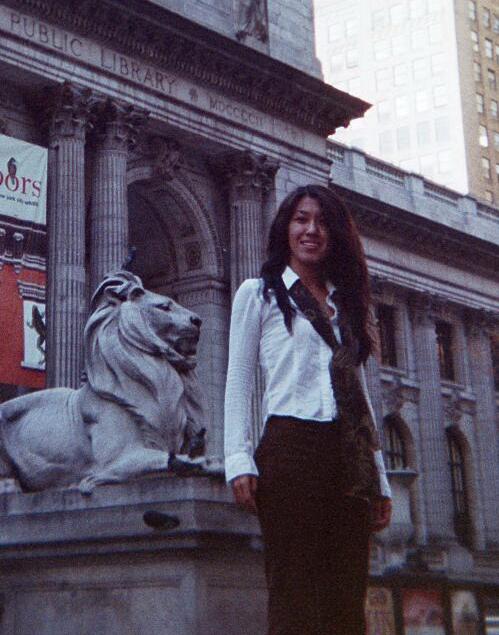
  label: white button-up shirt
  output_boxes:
[224,266,391,498]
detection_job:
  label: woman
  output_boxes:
[224,184,392,635]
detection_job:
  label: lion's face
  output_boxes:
[137,290,201,363]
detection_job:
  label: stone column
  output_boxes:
[89,99,148,293]
[219,150,279,444]
[410,293,454,543]
[466,313,499,546]
[44,82,92,388]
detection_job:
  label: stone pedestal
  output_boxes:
[89,99,148,293]
[44,82,92,388]
[0,478,265,635]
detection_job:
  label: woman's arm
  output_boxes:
[224,279,263,485]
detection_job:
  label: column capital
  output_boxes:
[464,308,497,338]
[91,98,149,152]
[409,291,438,327]
[215,150,279,196]
[42,81,93,143]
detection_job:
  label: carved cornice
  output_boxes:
[3,0,369,136]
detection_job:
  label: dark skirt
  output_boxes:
[254,416,370,635]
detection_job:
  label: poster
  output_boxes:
[451,591,480,635]
[402,589,446,635]
[0,134,47,390]
[366,587,397,635]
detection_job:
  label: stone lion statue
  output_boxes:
[0,271,207,494]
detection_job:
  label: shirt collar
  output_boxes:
[282,265,336,298]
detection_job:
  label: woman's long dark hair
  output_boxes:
[260,184,373,363]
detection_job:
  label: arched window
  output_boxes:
[383,415,407,470]
[446,429,472,547]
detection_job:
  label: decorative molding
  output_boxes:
[215,149,279,195]
[2,0,370,136]
[40,81,93,142]
[91,97,149,152]
[444,388,463,426]
[17,280,46,302]
[382,375,405,413]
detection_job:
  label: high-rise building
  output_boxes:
[314,0,499,204]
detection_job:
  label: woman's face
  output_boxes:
[288,196,330,270]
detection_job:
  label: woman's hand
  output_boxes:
[370,497,392,532]
[231,475,258,515]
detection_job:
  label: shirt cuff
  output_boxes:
[224,451,259,484]
[374,450,392,499]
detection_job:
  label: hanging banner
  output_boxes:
[366,587,397,635]
[402,589,446,635]
[0,134,47,392]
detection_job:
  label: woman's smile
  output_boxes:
[288,195,329,269]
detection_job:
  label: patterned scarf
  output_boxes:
[288,279,381,502]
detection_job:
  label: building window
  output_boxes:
[417,120,431,146]
[377,100,391,124]
[482,156,491,179]
[446,430,472,547]
[436,320,455,381]
[396,125,410,151]
[491,334,499,391]
[420,154,435,178]
[491,100,498,118]
[494,14,499,33]
[485,190,494,202]
[383,416,407,470]
[410,0,426,19]
[435,116,450,143]
[377,304,398,367]
[438,150,451,174]
[413,57,429,81]
[379,130,394,154]
[496,163,499,182]
[376,68,391,91]
[416,89,430,112]
[483,7,491,28]
[433,85,447,107]
[429,23,442,44]
[345,19,358,38]
[476,93,484,113]
[470,30,479,53]
[495,131,499,149]
[479,124,489,147]
[473,61,482,82]
[395,95,409,118]
[390,4,405,25]
[394,63,408,86]
[485,38,493,59]
[496,44,499,64]
[346,48,359,68]
[468,1,477,21]
[331,54,343,72]
[411,29,428,50]
[374,39,391,61]
[372,9,387,30]
[328,23,343,42]
[488,69,497,90]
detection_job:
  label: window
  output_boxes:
[479,124,489,147]
[383,416,407,470]
[328,23,343,42]
[491,334,499,391]
[496,163,499,182]
[348,77,361,95]
[496,44,499,64]
[483,7,491,28]
[484,190,493,202]
[435,116,450,143]
[431,53,444,75]
[416,89,430,112]
[436,320,455,381]
[411,29,428,50]
[377,304,398,367]
[429,23,442,44]
[377,100,391,124]
[410,0,426,19]
[417,121,431,146]
[485,38,493,59]
[420,154,435,178]
[392,35,407,56]
[394,64,409,86]
[446,430,471,547]
[379,130,394,154]
[476,93,484,113]
[396,125,410,151]
[468,1,477,21]
[470,30,479,53]
[413,58,429,81]
[488,69,496,90]
[395,95,409,118]
[482,156,491,179]
[474,61,482,82]
[374,39,391,60]
[372,9,387,30]
[345,19,358,38]
[390,4,405,25]
[331,53,343,71]
[438,150,451,174]
[433,85,447,107]
[346,48,359,68]
[494,14,499,34]
[490,99,497,118]
[376,68,391,91]
[494,131,499,149]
